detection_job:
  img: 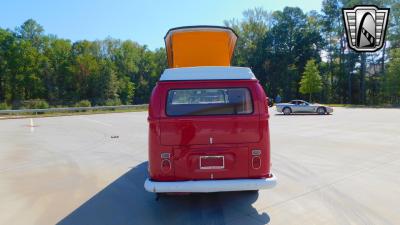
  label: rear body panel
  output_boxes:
[148,79,271,182]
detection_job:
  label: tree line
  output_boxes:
[0,19,167,109]
[226,0,400,105]
[1,0,400,109]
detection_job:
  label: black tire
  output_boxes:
[283,107,292,115]
[317,107,326,115]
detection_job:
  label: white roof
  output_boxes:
[159,66,256,81]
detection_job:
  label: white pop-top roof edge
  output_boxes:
[159,66,256,81]
[164,26,238,40]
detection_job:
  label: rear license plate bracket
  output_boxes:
[200,156,224,169]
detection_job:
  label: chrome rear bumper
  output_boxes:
[144,174,277,193]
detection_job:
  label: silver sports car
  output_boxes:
[276,100,333,115]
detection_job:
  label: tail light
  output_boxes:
[252,156,261,169]
[161,159,171,172]
[251,149,261,169]
[161,153,171,172]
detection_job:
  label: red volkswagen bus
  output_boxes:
[144,26,276,193]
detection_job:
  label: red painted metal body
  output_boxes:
[147,79,271,182]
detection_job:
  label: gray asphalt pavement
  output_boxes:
[0,107,399,225]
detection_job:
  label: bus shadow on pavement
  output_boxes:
[57,162,270,225]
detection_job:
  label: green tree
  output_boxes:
[264,7,323,100]
[98,60,119,103]
[299,59,323,102]
[7,39,44,103]
[225,8,270,88]
[384,48,400,104]
[69,40,101,103]
[0,28,15,103]
[16,19,44,49]
[321,0,341,102]
[118,76,135,104]
[42,38,73,104]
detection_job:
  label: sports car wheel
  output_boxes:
[317,107,326,115]
[283,107,292,115]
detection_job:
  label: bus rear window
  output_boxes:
[166,88,253,116]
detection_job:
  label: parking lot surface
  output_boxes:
[0,107,399,225]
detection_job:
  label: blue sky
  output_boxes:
[0,0,322,50]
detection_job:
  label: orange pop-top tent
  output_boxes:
[164,26,238,68]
